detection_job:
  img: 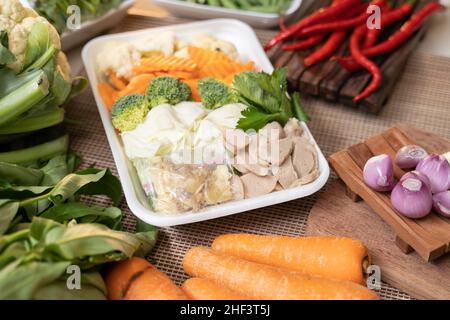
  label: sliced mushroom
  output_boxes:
[225,129,250,154]
[245,163,270,176]
[277,156,299,189]
[272,137,293,166]
[284,118,304,138]
[248,135,270,167]
[274,183,284,191]
[292,137,317,178]
[241,173,278,198]
[231,175,245,200]
[290,169,319,187]
[233,163,249,174]
[259,121,285,140]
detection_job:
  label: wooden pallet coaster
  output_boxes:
[268,0,433,113]
[329,124,450,262]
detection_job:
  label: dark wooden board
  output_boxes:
[268,0,433,113]
[329,124,450,262]
[306,180,450,300]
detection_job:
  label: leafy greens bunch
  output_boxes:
[0,151,158,300]
[234,68,310,131]
[0,1,86,148]
[30,0,124,34]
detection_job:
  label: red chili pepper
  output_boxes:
[337,1,441,71]
[264,0,362,51]
[350,25,382,102]
[281,33,326,51]
[304,30,347,67]
[299,1,379,36]
[364,0,417,49]
[364,2,444,55]
[363,1,392,48]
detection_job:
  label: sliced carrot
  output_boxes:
[97,82,118,111]
[124,264,188,300]
[105,257,152,300]
[183,247,379,300]
[108,70,128,91]
[134,55,197,74]
[182,278,251,300]
[182,79,200,102]
[212,234,370,285]
[118,73,155,98]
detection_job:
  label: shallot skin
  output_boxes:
[363,154,395,192]
[416,154,450,194]
[391,178,433,219]
[433,191,450,218]
[395,145,428,169]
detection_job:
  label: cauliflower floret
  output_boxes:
[132,31,176,57]
[7,16,61,72]
[97,40,141,79]
[190,33,239,60]
[0,0,37,23]
[0,16,15,33]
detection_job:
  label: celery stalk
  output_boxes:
[0,108,65,135]
[0,135,69,165]
[0,71,49,126]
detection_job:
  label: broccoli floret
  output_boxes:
[146,76,192,107]
[111,94,149,132]
[198,77,237,109]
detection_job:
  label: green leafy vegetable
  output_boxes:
[0,216,158,300]
[233,68,309,131]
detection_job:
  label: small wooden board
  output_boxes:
[268,0,432,114]
[329,124,450,262]
[306,180,450,300]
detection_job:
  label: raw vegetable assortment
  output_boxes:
[177,0,292,14]
[29,0,124,34]
[265,0,445,102]
[96,32,316,215]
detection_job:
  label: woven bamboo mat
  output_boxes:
[67,15,450,300]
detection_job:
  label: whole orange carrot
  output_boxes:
[212,234,370,285]
[182,278,251,300]
[105,257,150,300]
[105,257,187,300]
[183,247,378,300]
[124,264,187,300]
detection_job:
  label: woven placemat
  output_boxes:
[66,15,450,300]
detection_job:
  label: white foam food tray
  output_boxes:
[152,0,302,28]
[82,19,330,227]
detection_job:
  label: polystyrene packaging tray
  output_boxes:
[152,0,302,28]
[82,19,330,227]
